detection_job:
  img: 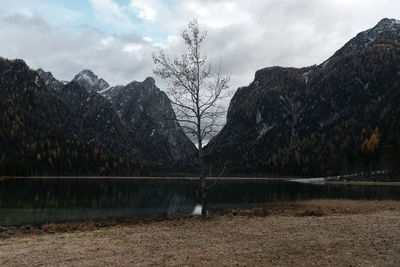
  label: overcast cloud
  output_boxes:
[0,0,399,90]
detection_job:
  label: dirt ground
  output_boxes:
[1,200,400,266]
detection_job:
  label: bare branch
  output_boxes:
[152,19,231,217]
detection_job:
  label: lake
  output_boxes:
[1,177,400,226]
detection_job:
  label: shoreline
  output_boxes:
[1,199,400,237]
[0,176,296,181]
[316,180,400,186]
[2,175,400,183]
[1,199,400,266]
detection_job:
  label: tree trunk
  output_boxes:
[201,175,207,218]
[198,136,207,218]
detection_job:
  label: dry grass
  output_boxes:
[221,199,400,217]
[1,200,400,266]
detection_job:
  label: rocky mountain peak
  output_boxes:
[73,69,96,81]
[332,18,400,58]
[36,68,64,91]
[364,17,400,39]
[374,18,400,29]
[144,77,155,86]
[206,17,400,177]
[73,69,109,92]
[36,68,45,75]
[102,77,197,162]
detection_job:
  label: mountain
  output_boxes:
[37,67,196,163]
[35,69,142,161]
[36,68,64,91]
[0,58,140,176]
[72,69,109,92]
[331,18,400,58]
[0,58,197,175]
[206,18,400,178]
[102,77,197,161]
[54,81,140,159]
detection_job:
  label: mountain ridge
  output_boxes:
[37,67,196,164]
[2,17,399,177]
[72,69,110,92]
[206,18,400,178]
[0,58,141,176]
[0,57,198,175]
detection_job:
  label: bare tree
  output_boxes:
[153,19,230,217]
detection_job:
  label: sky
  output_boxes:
[0,0,399,90]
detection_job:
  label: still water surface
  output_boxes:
[0,178,399,226]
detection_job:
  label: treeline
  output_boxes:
[234,122,400,180]
[0,59,137,176]
[1,110,140,176]
[207,37,400,180]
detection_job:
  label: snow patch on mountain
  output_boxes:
[257,123,273,139]
[302,70,312,84]
[73,69,110,92]
[336,18,400,56]
[76,72,96,86]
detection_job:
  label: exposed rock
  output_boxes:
[0,58,129,175]
[36,68,64,91]
[72,69,109,92]
[36,67,196,164]
[102,77,197,162]
[55,81,138,160]
[206,18,400,177]
[332,18,400,59]
[1,58,195,175]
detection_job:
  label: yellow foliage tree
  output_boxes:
[362,127,380,153]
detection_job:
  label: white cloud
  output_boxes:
[167,35,178,44]
[89,0,135,31]
[182,1,250,28]
[1,0,400,136]
[154,43,167,48]
[0,0,84,29]
[143,36,152,42]
[0,10,155,85]
[1,0,400,94]
[129,0,157,21]
[101,36,114,46]
[123,44,143,53]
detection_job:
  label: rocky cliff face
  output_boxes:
[72,69,109,92]
[37,66,196,163]
[54,81,139,159]
[36,68,65,91]
[102,77,197,162]
[331,18,400,58]
[0,58,137,176]
[206,18,400,176]
[34,68,140,161]
[0,57,197,175]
